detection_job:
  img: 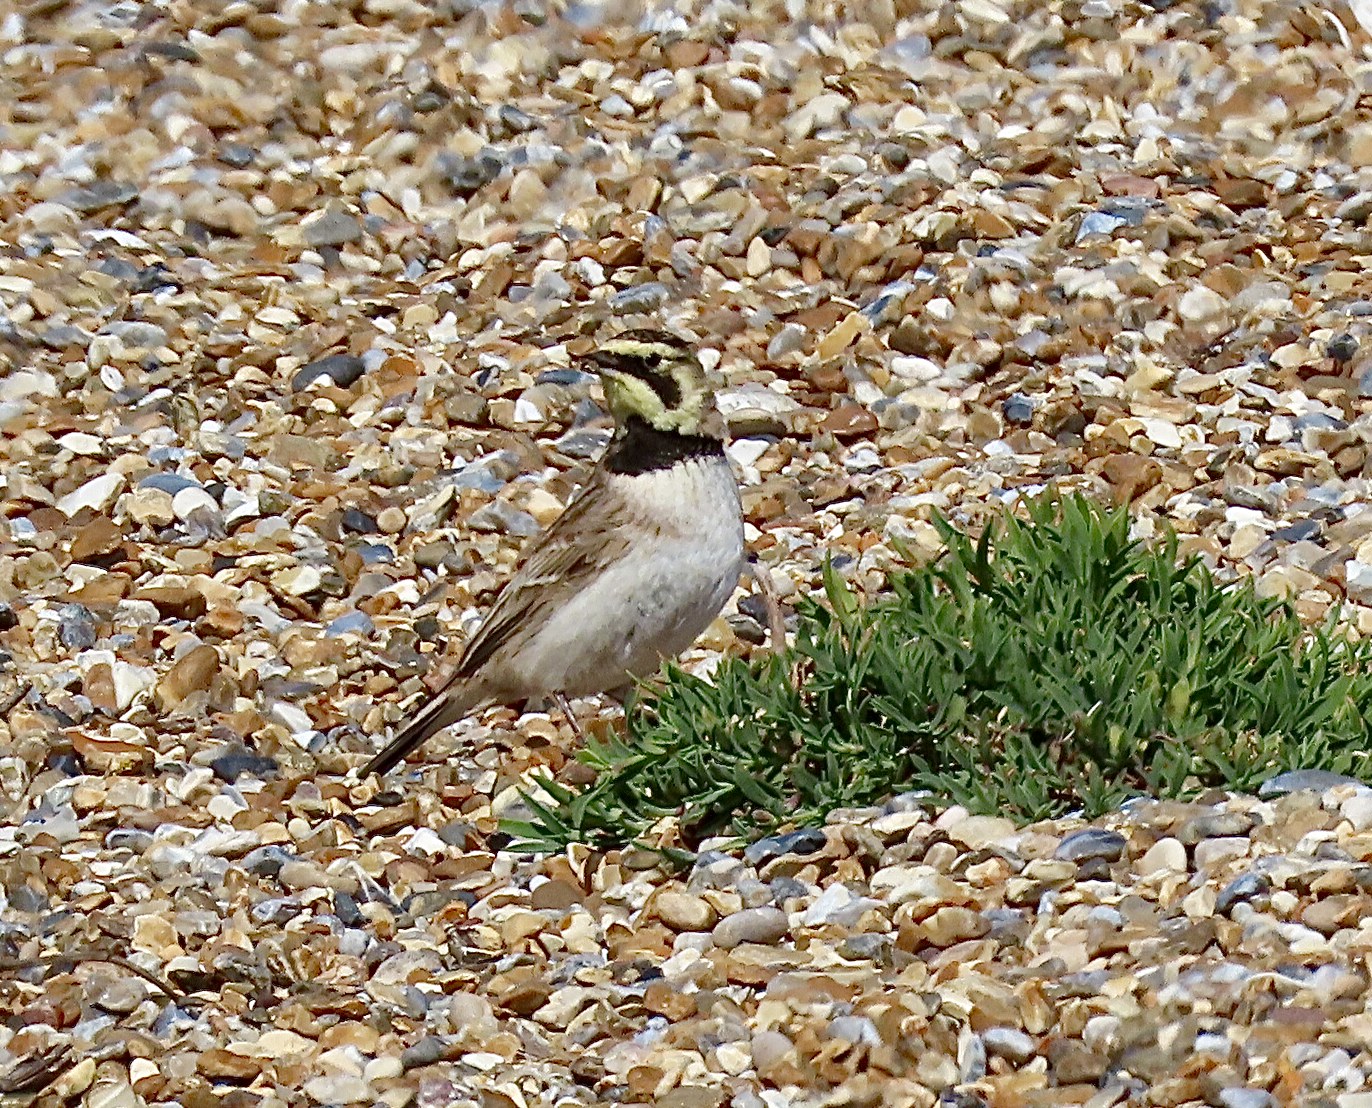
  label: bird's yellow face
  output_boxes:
[585,329,711,435]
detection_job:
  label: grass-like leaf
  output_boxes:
[508,492,1372,851]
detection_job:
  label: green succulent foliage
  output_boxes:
[506,493,1372,852]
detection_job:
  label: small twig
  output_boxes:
[0,1042,72,1095]
[553,691,588,743]
[746,561,788,655]
[0,950,194,1008]
[0,680,32,715]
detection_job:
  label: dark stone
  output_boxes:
[412,82,450,112]
[744,827,829,866]
[210,747,279,783]
[400,1036,451,1070]
[1002,393,1036,425]
[495,105,534,134]
[58,604,97,651]
[61,180,138,212]
[7,886,48,914]
[437,821,476,847]
[535,368,595,387]
[1055,828,1127,864]
[141,40,199,62]
[877,142,912,169]
[1216,872,1270,914]
[1326,333,1359,363]
[439,151,503,196]
[333,891,365,927]
[292,353,366,391]
[341,508,379,534]
[837,933,893,961]
[140,473,202,495]
[218,143,256,168]
[1272,519,1321,543]
[136,263,178,293]
[97,257,141,282]
[768,876,810,903]
[241,846,298,879]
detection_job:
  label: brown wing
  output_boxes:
[450,467,634,680]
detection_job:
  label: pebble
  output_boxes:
[5,4,1372,1105]
[1055,828,1127,864]
[155,644,220,709]
[743,828,828,866]
[57,472,125,516]
[654,891,718,932]
[301,208,362,247]
[1138,837,1187,875]
[292,353,367,390]
[1261,770,1363,797]
[983,1027,1037,1065]
[712,908,788,949]
[58,604,97,650]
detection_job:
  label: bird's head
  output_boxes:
[583,329,712,435]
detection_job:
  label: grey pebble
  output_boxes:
[1217,1090,1273,1108]
[102,320,168,348]
[1055,828,1126,864]
[341,507,378,534]
[326,610,374,637]
[241,845,298,879]
[303,209,362,247]
[744,827,828,866]
[1259,770,1362,797]
[983,1026,1037,1064]
[1002,393,1036,424]
[292,352,367,391]
[611,282,670,311]
[1216,872,1270,914]
[401,1036,452,1070]
[105,828,154,854]
[837,933,893,962]
[827,1015,882,1046]
[58,604,97,650]
[468,501,540,537]
[553,428,613,459]
[439,151,503,196]
[711,907,788,949]
[1177,811,1256,845]
[210,746,278,783]
[139,473,202,495]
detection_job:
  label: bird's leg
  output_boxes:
[553,692,587,743]
[746,558,788,654]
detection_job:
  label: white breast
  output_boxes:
[511,456,745,697]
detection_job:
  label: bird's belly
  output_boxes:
[509,465,743,696]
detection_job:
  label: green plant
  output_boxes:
[506,493,1372,851]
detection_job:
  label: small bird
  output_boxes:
[361,328,745,778]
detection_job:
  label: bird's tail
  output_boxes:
[361,684,477,778]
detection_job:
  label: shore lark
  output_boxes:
[361,328,746,778]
